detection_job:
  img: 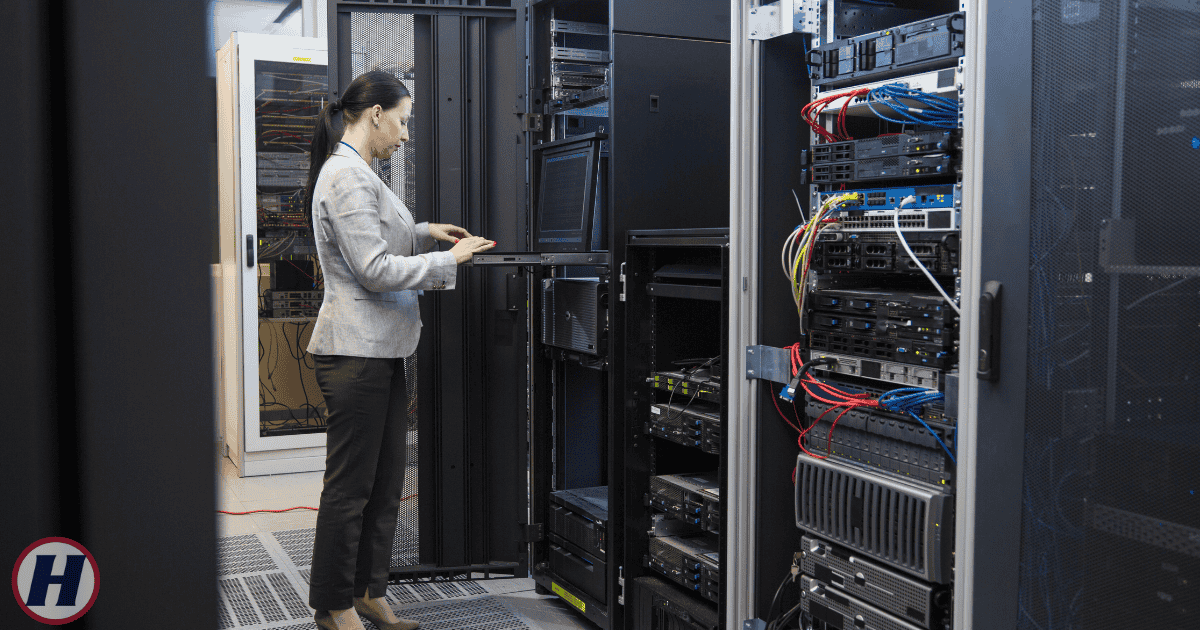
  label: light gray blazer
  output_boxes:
[307,144,458,358]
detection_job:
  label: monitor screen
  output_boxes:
[534,133,604,253]
[539,150,591,236]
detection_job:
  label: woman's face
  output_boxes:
[371,96,412,160]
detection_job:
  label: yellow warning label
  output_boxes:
[551,582,586,613]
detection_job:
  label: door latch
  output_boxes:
[619,262,627,302]
[977,281,1002,381]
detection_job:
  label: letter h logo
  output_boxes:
[25,555,87,607]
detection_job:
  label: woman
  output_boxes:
[302,70,495,630]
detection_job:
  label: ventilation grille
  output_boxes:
[881,135,901,146]
[218,534,278,575]
[795,456,950,582]
[648,538,685,567]
[541,279,606,355]
[648,477,686,504]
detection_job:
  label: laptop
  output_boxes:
[471,132,609,267]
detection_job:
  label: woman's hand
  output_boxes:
[449,236,497,264]
[429,223,473,242]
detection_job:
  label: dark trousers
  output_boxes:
[308,354,410,611]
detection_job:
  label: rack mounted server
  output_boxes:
[808,12,966,88]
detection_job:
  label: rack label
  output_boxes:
[551,582,585,613]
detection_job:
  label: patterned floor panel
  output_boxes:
[217,528,588,630]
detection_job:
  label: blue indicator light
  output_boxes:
[1193,136,1200,149]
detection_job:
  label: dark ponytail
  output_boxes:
[304,70,412,231]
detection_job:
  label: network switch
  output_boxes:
[819,184,956,212]
[795,456,953,583]
[647,473,720,534]
[800,576,926,630]
[801,535,951,630]
[646,402,721,455]
[645,533,720,604]
[809,12,966,88]
[809,351,941,390]
[649,371,721,404]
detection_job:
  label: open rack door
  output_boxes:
[327,0,530,578]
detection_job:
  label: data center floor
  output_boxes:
[216,455,590,630]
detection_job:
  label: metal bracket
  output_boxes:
[521,523,544,543]
[748,0,819,41]
[618,262,627,302]
[522,113,543,132]
[745,345,795,385]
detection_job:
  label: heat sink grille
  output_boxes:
[796,456,950,582]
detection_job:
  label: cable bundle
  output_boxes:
[797,373,878,460]
[802,87,871,143]
[782,192,862,330]
[866,83,960,129]
[877,387,956,463]
[769,350,957,466]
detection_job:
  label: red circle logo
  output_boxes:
[11,537,99,625]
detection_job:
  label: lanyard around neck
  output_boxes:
[339,141,363,160]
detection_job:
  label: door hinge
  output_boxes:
[619,262,627,302]
[617,566,625,606]
[522,113,543,132]
[522,523,544,543]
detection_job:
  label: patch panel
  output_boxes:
[809,351,941,390]
[800,576,926,630]
[269,308,319,319]
[803,400,953,487]
[825,208,960,233]
[801,535,952,630]
[810,131,960,164]
[808,12,966,88]
[800,376,947,424]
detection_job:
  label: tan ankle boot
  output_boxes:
[314,607,367,630]
[353,592,420,630]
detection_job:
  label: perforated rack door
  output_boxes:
[1015,2,1200,629]
[345,11,423,568]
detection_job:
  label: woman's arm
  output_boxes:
[324,170,457,292]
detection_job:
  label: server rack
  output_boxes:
[732,1,966,628]
[217,33,331,477]
[732,2,1199,630]
[327,1,730,628]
